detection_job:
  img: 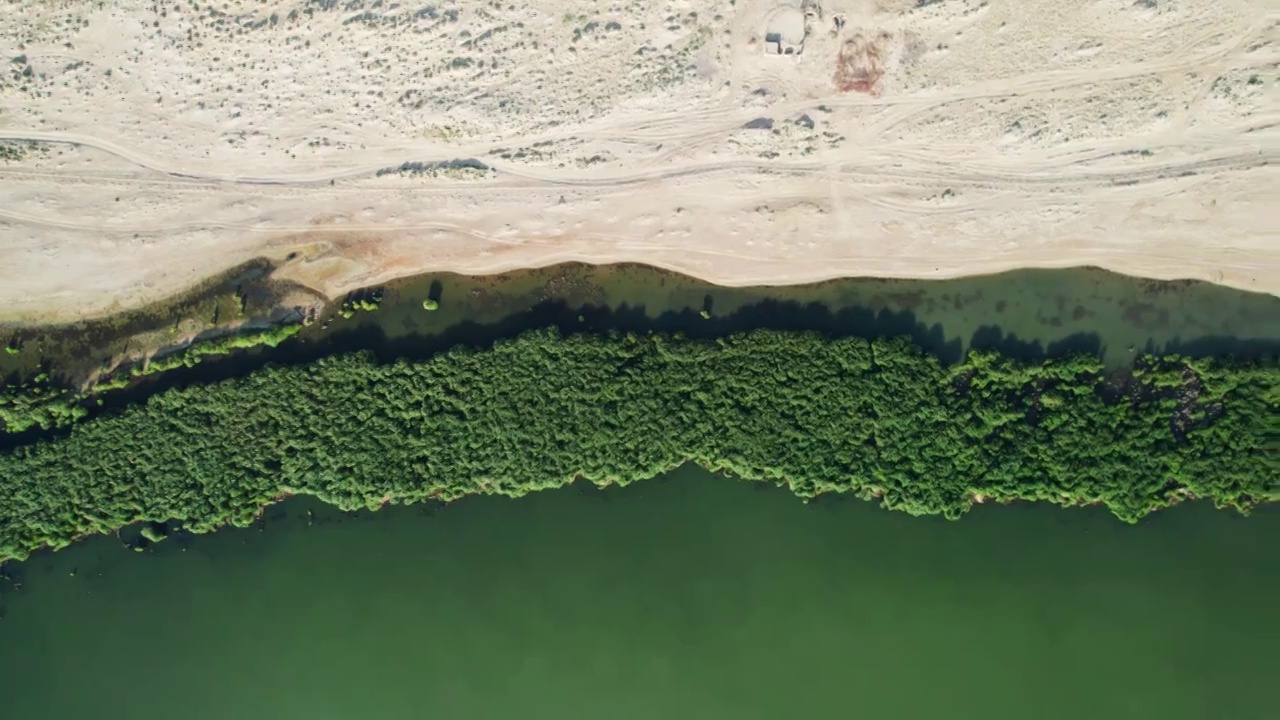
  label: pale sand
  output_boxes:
[1,0,1276,324]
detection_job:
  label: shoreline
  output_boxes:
[5,260,1278,448]
[3,248,1277,328]
[0,459,1237,569]
[4,260,1278,403]
[277,246,1276,301]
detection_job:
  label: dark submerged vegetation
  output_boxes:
[0,327,1274,564]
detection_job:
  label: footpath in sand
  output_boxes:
[1,0,1276,323]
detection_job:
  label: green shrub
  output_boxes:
[0,328,1273,563]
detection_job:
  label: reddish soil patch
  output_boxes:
[834,31,892,95]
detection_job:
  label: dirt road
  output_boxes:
[1,0,1275,323]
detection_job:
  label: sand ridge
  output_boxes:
[1,0,1276,323]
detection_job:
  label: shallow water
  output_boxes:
[319,265,1280,367]
[4,265,1277,392]
[1,465,1275,720]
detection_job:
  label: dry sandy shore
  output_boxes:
[1,0,1276,323]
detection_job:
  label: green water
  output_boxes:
[1,465,1275,719]
[320,265,1280,367]
[4,265,1278,388]
[2,267,1277,716]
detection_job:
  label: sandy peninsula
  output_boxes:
[1,0,1276,324]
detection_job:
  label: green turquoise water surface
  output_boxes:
[1,267,1276,718]
[0,466,1275,720]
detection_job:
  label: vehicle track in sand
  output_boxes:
[0,0,1275,323]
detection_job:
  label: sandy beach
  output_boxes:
[1,0,1276,324]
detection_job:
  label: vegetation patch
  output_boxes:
[338,288,385,318]
[0,328,1274,564]
[0,322,303,435]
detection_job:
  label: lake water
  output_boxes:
[1,465,1276,720]
[1,267,1277,716]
